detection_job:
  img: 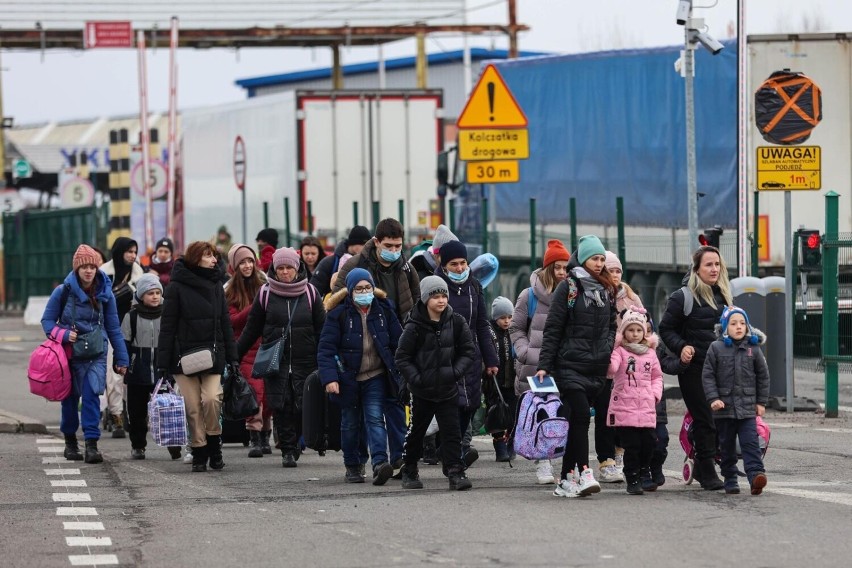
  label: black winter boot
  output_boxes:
[640,468,658,492]
[64,435,83,461]
[259,430,272,454]
[248,431,263,458]
[191,445,208,472]
[697,458,723,490]
[493,439,511,462]
[401,464,424,489]
[448,470,472,491]
[84,439,103,464]
[345,465,364,483]
[207,435,225,470]
[281,452,297,468]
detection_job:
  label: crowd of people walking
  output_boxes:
[41,221,769,496]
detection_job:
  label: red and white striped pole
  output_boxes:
[137,29,153,255]
[166,17,179,241]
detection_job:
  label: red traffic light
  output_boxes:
[698,234,709,246]
[806,233,820,249]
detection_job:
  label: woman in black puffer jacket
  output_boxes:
[237,247,326,468]
[658,245,733,490]
[158,241,239,472]
[536,235,617,498]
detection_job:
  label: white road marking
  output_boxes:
[36,438,62,443]
[38,446,65,453]
[56,507,98,516]
[815,428,852,434]
[42,457,67,464]
[771,487,852,507]
[51,480,87,487]
[53,493,91,502]
[63,522,105,531]
[68,555,118,566]
[66,536,112,547]
[45,468,81,475]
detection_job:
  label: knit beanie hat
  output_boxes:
[156,237,174,254]
[72,244,103,271]
[272,247,300,270]
[577,235,606,265]
[345,268,374,294]
[720,305,759,346]
[347,225,372,247]
[256,228,279,248]
[227,244,256,272]
[491,296,514,320]
[439,240,467,265]
[543,239,570,267]
[135,273,163,301]
[617,306,648,342]
[605,250,623,273]
[432,224,458,253]
[420,275,449,303]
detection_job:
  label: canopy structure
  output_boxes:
[0,0,527,50]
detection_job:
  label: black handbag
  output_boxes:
[484,374,513,434]
[252,296,299,379]
[71,301,105,361]
[222,364,260,421]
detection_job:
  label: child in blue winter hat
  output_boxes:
[702,305,769,496]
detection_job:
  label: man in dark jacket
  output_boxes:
[332,218,420,472]
[395,275,477,490]
[311,225,371,297]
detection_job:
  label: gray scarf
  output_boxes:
[571,267,607,308]
[622,342,650,355]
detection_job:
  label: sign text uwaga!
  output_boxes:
[756,145,821,190]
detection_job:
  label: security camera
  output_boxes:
[694,30,724,55]
[676,0,692,26]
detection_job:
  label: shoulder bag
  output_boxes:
[252,296,300,379]
[71,300,105,360]
[177,291,221,376]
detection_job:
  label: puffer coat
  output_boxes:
[607,342,663,428]
[509,268,555,395]
[702,328,770,419]
[394,301,476,403]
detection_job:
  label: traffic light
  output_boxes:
[699,226,723,248]
[799,229,821,271]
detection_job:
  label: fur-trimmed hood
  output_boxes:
[323,286,388,311]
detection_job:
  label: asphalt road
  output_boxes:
[2,319,852,567]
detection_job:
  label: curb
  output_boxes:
[0,410,48,434]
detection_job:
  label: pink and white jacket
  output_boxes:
[607,339,663,429]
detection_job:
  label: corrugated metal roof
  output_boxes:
[235,48,549,90]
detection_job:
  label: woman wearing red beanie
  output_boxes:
[509,239,570,485]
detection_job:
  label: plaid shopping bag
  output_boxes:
[148,377,188,447]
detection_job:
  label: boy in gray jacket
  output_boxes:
[702,306,769,495]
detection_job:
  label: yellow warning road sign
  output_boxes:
[756,145,821,190]
[466,160,520,184]
[458,129,529,161]
[457,65,527,129]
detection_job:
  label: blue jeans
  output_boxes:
[384,396,406,463]
[341,376,388,467]
[715,417,765,484]
[61,358,107,441]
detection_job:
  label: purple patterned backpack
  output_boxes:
[513,391,569,460]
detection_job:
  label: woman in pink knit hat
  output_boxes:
[40,244,130,465]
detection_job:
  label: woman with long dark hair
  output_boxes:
[535,235,617,498]
[225,244,271,457]
[299,236,327,280]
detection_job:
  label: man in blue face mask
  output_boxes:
[331,218,421,477]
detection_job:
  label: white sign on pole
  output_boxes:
[131,159,168,199]
[59,177,96,209]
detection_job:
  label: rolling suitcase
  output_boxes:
[302,370,341,455]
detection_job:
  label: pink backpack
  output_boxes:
[512,391,570,461]
[28,326,72,401]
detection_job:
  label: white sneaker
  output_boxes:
[613,449,625,476]
[535,460,555,485]
[598,459,624,483]
[183,449,193,464]
[553,477,582,498]
[577,467,602,496]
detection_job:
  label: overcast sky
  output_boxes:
[2,0,849,124]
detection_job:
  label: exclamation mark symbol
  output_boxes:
[487,82,495,122]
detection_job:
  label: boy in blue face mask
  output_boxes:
[317,268,405,485]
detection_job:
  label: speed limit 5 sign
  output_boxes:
[60,177,96,209]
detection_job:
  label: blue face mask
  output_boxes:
[447,268,470,283]
[353,292,374,306]
[380,249,401,263]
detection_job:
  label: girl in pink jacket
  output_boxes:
[607,306,663,495]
